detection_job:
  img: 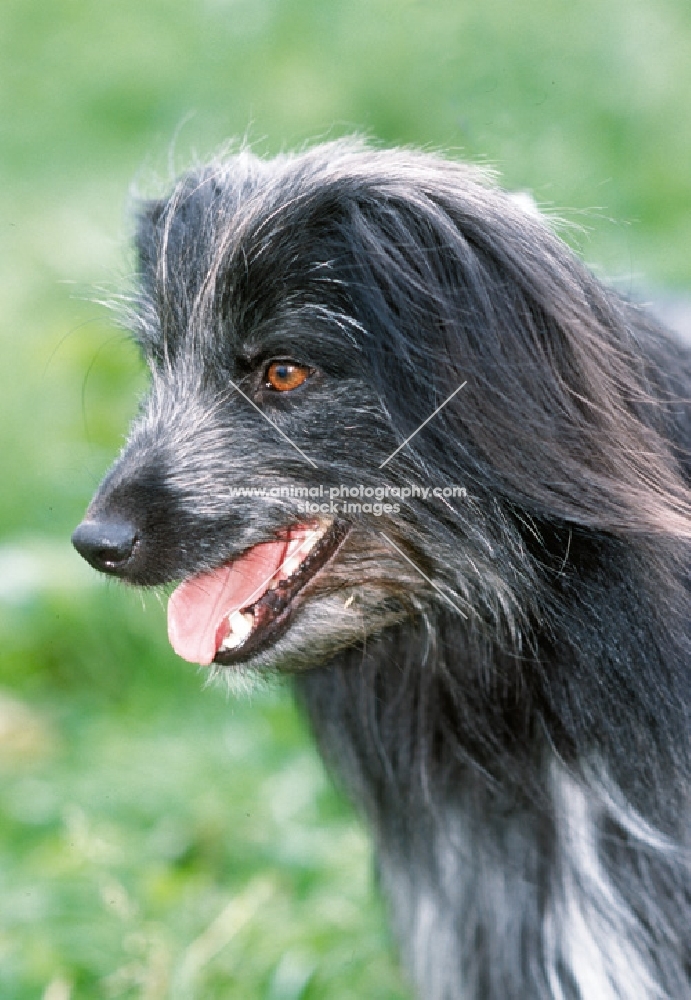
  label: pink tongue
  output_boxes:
[167,539,288,665]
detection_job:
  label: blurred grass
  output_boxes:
[1,0,690,996]
[0,587,407,999]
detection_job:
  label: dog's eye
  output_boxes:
[265,361,311,392]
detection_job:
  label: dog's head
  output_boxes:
[72,141,690,676]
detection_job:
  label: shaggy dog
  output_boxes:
[72,142,691,999]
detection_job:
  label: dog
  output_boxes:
[72,141,691,999]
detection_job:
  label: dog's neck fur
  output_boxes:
[296,618,689,1000]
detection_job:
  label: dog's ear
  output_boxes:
[135,172,226,296]
[132,175,226,360]
[135,198,167,296]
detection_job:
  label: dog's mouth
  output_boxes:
[167,519,350,666]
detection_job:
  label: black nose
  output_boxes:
[71,518,138,574]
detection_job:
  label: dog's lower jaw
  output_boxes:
[210,589,408,678]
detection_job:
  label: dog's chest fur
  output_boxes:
[297,645,686,1000]
[376,765,665,1000]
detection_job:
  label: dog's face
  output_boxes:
[72,150,478,675]
[75,143,675,678]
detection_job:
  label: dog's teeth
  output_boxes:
[302,529,324,554]
[282,529,325,582]
[282,555,302,578]
[221,611,253,649]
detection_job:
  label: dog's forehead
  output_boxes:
[132,144,553,375]
[135,165,361,366]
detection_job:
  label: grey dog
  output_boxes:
[73,141,691,999]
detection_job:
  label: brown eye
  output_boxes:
[265,361,311,392]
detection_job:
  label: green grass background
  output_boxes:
[1,1,690,997]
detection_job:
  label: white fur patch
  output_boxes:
[378,761,674,1000]
[547,763,663,1000]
